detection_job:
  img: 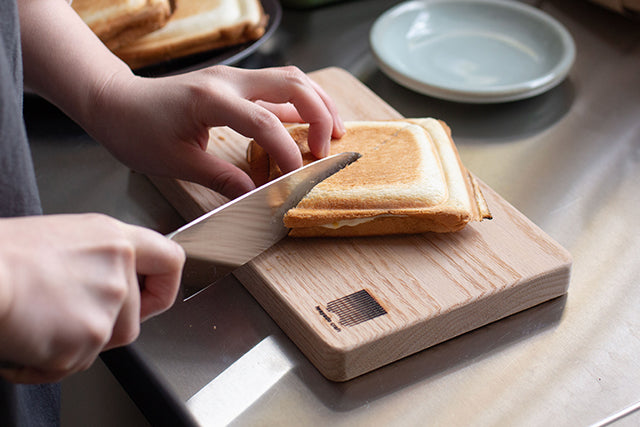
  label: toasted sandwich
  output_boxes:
[247,118,492,237]
[113,0,268,69]
[72,0,174,50]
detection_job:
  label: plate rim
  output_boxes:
[370,0,576,103]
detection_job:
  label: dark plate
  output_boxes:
[134,0,282,77]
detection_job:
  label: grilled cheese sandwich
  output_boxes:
[247,119,491,237]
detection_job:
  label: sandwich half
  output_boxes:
[247,118,492,237]
[72,0,174,50]
[114,0,268,69]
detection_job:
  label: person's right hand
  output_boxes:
[0,214,185,384]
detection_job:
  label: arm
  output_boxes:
[19,0,345,198]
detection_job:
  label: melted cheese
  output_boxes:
[319,214,407,229]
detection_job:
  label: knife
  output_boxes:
[0,152,360,373]
[168,151,361,301]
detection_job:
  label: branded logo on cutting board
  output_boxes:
[315,289,387,332]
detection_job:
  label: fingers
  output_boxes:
[233,66,344,159]
[255,101,303,124]
[306,78,346,139]
[206,95,304,174]
[196,66,345,176]
[104,265,141,350]
[119,224,185,323]
[101,222,184,352]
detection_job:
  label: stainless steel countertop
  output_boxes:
[26,0,640,425]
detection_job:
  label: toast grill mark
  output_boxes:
[317,290,387,330]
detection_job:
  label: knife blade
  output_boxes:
[168,151,361,301]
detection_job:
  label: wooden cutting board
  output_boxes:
[150,67,572,382]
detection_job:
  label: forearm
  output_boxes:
[18,0,133,129]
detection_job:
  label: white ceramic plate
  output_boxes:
[370,0,576,103]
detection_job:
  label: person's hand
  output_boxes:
[0,214,185,384]
[85,65,346,199]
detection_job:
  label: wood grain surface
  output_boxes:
[150,67,572,381]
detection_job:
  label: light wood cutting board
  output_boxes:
[150,67,572,382]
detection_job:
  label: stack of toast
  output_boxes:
[247,118,492,237]
[72,0,268,68]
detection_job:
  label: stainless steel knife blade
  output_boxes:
[168,151,361,301]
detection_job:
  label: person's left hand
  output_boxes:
[86,65,345,199]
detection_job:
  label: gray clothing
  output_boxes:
[1,0,61,424]
[0,0,41,217]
